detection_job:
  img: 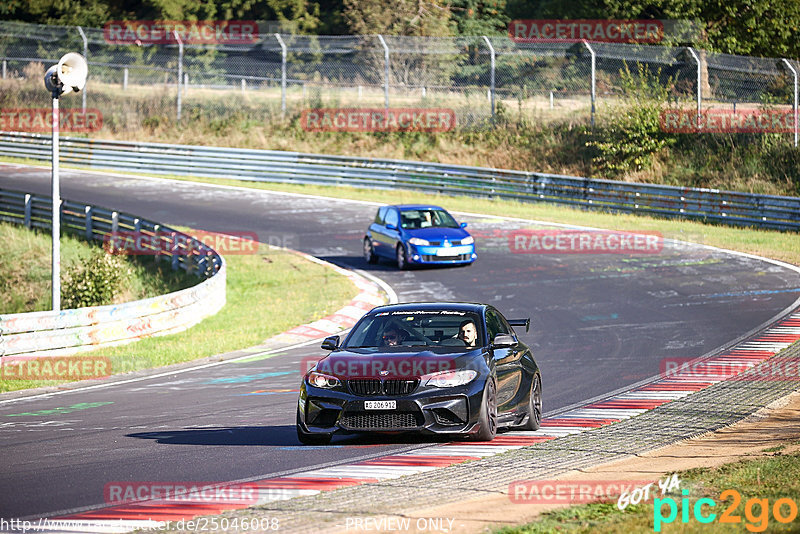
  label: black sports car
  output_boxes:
[296,302,542,444]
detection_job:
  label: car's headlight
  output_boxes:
[422,370,477,388]
[306,371,341,388]
[408,237,430,246]
[461,236,474,245]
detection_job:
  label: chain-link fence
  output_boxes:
[0,20,797,144]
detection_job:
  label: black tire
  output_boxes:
[296,409,332,445]
[472,379,497,441]
[518,373,542,431]
[363,238,378,264]
[396,244,409,270]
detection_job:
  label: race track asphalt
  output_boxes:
[1,164,798,519]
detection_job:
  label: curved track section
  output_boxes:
[1,163,799,521]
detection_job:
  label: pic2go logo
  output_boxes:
[654,489,799,532]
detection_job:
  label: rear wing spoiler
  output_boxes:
[507,318,530,333]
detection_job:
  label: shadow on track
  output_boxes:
[127,426,299,446]
[127,426,458,447]
[318,255,470,273]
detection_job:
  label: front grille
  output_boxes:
[340,412,421,430]
[348,379,419,396]
[421,254,471,262]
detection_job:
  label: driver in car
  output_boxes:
[457,319,478,347]
[381,327,407,346]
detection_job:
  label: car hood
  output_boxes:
[403,227,469,241]
[314,348,480,379]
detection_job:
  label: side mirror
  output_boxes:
[460,222,468,228]
[321,335,339,351]
[386,223,398,231]
[492,334,516,348]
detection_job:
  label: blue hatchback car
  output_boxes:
[363,205,476,269]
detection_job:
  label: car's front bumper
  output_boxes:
[297,379,485,437]
[407,244,476,265]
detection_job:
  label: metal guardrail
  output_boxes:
[0,131,798,231]
[0,187,226,357]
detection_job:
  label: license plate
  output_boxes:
[436,248,459,256]
[364,400,396,410]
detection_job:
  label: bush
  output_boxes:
[586,63,676,177]
[61,249,132,309]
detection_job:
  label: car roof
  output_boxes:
[388,204,446,211]
[366,302,487,315]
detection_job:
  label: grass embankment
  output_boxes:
[2,76,799,197]
[498,448,800,533]
[0,224,357,393]
[0,222,194,314]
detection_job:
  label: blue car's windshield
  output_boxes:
[400,209,459,230]
[344,310,483,349]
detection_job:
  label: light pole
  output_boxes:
[43,53,88,311]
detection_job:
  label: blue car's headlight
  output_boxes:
[408,237,430,246]
[422,370,478,388]
[461,236,474,245]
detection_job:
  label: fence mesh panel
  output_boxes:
[0,20,797,142]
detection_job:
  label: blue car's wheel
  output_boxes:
[396,244,409,270]
[363,238,378,264]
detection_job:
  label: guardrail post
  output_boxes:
[153,224,161,263]
[123,68,128,90]
[111,211,119,235]
[582,40,596,128]
[377,35,390,112]
[2,59,6,79]
[275,33,287,114]
[482,36,496,122]
[77,26,88,113]
[184,72,189,95]
[84,205,93,240]
[171,232,180,270]
[686,47,702,128]
[23,194,31,228]
[781,59,798,147]
[174,30,183,122]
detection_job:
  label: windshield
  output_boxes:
[343,310,483,349]
[400,209,459,229]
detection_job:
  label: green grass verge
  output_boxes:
[0,221,195,314]
[497,448,800,533]
[0,233,357,393]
